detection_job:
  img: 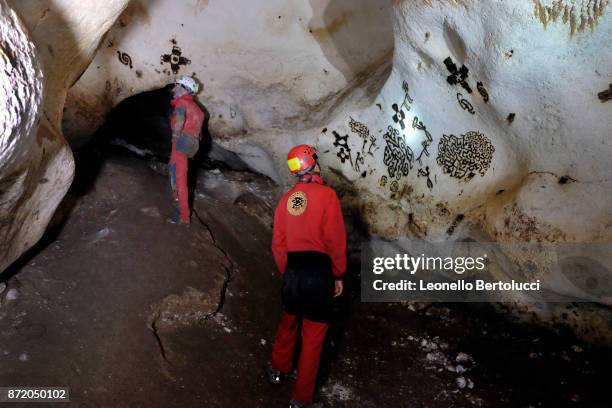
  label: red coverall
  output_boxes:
[169,94,204,223]
[271,176,346,405]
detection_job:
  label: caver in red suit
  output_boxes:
[269,144,346,407]
[169,76,205,224]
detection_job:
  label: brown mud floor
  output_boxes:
[1,152,612,408]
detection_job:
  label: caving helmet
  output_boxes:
[176,76,199,94]
[287,144,318,174]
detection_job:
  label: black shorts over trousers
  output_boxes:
[281,251,335,324]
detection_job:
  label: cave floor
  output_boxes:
[1,152,612,408]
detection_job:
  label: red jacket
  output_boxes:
[272,178,346,278]
[170,94,205,137]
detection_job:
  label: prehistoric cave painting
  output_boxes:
[330,118,379,175]
[598,84,612,102]
[401,80,414,107]
[383,125,414,180]
[477,81,489,103]
[390,180,399,193]
[391,104,406,129]
[507,113,516,124]
[532,0,610,37]
[417,166,434,190]
[444,57,472,93]
[391,81,414,130]
[379,175,388,187]
[436,131,495,181]
[332,131,353,167]
[412,116,434,166]
[445,60,490,112]
[349,117,378,158]
[161,45,191,74]
[117,51,133,69]
[456,93,475,115]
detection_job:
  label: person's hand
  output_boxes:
[334,279,343,298]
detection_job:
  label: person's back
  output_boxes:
[273,181,345,280]
[268,145,346,408]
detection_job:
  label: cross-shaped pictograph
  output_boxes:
[161,45,191,74]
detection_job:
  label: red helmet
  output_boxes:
[287,144,318,174]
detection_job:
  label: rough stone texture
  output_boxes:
[59,0,612,341]
[0,0,129,273]
[62,0,394,149]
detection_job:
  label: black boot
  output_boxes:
[266,366,283,385]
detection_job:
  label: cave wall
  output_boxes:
[62,0,395,155]
[0,0,129,273]
[25,0,612,341]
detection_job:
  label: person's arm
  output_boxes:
[323,191,346,279]
[271,200,288,274]
[171,108,186,138]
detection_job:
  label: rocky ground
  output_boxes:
[1,151,612,407]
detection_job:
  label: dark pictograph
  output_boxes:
[417,166,434,190]
[412,116,434,166]
[117,51,133,69]
[383,125,414,180]
[390,180,399,193]
[379,175,388,187]
[444,57,472,93]
[332,131,353,166]
[598,84,612,102]
[456,93,475,115]
[161,45,191,74]
[391,81,414,130]
[477,81,489,103]
[349,117,378,159]
[391,103,406,129]
[378,79,438,192]
[436,131,495,181]
[330,118,379,175]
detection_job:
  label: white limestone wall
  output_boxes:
[63,0,394,149]
[59,0,612,341]
[0,0,129,273]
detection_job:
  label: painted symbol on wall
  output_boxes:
[391,81,414,130]
[161,45,191,74]
[401,81,414,106]
[390,180,399,192]
[349,117,378,159]
[417,166,434,190]
[444,57,472,93]
[457,93,475,115]
[599,84,612,102]
[391,104,406,129]
[412,116,434,166]
[383,125,414,180]
[332,131,353,167]
[477,81,489,103]
[436,131,495,181]
[117,51,133,69]
[379,175,388,187]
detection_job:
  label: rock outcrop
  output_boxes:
[0,0,129,273]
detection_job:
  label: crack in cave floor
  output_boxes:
[1,152,612,407]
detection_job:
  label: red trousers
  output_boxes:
[169,147,190,223]
[271,311,328,404]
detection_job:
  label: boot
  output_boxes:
[266,366,283,385]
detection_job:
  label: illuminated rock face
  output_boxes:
[10,0,612,340]
[0,0,129,273]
